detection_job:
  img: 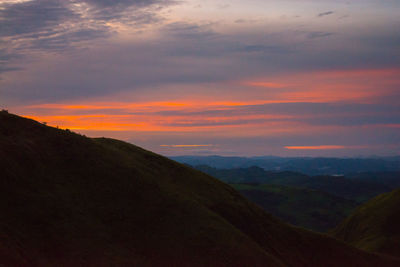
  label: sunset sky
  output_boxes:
[1,0,399,156]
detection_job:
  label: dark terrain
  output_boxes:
[0,111,398,266]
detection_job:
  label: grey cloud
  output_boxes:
[161,23,295,57]
[0,0,172,38]
[0,0,174,73]
[302,114,400,127]
[235,19,246,24]
[0,48,22,74]
[318,11,334,17]
[238,45,293,54]
[154,102,400,128]
[83,0,169,7]
[0,48,20,61]
[81,0,174,22]
[0,66,22,75]
[0,0,75,37]
[3,22,400,103]
[1,14,400,103]
[162,22,218,40]
[160,118,272,128]
[307,32,333,39]
[238,103,400,117]
[25,28,111,51]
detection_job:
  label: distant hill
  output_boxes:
[230,183,358,232]
[173,155,400,176]
[0,110,398,266]
[193,165,394,232]
[347,172,400,190]
[332,189,400,259]
[194,165,392,203]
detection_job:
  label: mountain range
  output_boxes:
[0,111,398,266]
[192,165,395,203]
[172,155,400,176]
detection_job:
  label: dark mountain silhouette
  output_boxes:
[332,189,400,259]
[0,110,398,266]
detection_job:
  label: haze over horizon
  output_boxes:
[1,0,399,156]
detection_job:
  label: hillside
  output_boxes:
[230,184,358,232]
[332,189,400,258]
[0,110,398,266]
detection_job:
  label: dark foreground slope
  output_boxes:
[0,111,397,266]
[230,183,357,232]
[332,189,400,258]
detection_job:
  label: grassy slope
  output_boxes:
[231,184,358,232]
[0,111,398,266]
[332,189,400,258]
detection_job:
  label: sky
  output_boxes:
[1,0,399,157]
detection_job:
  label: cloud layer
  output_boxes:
[1,0,399,156]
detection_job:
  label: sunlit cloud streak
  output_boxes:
[285,145,346,150]
[160,144,215,148]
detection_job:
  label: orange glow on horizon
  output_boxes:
[23,112,294,132]
[17,67,400,135]
[27,100,294,112]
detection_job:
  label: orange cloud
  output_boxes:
[17,68,399,138]
[246,68,400,103]
[383,124,400,128]
[21,100,297,132]
[160,144,215,148]
[285,145,346,150]
[245,82,288,88]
